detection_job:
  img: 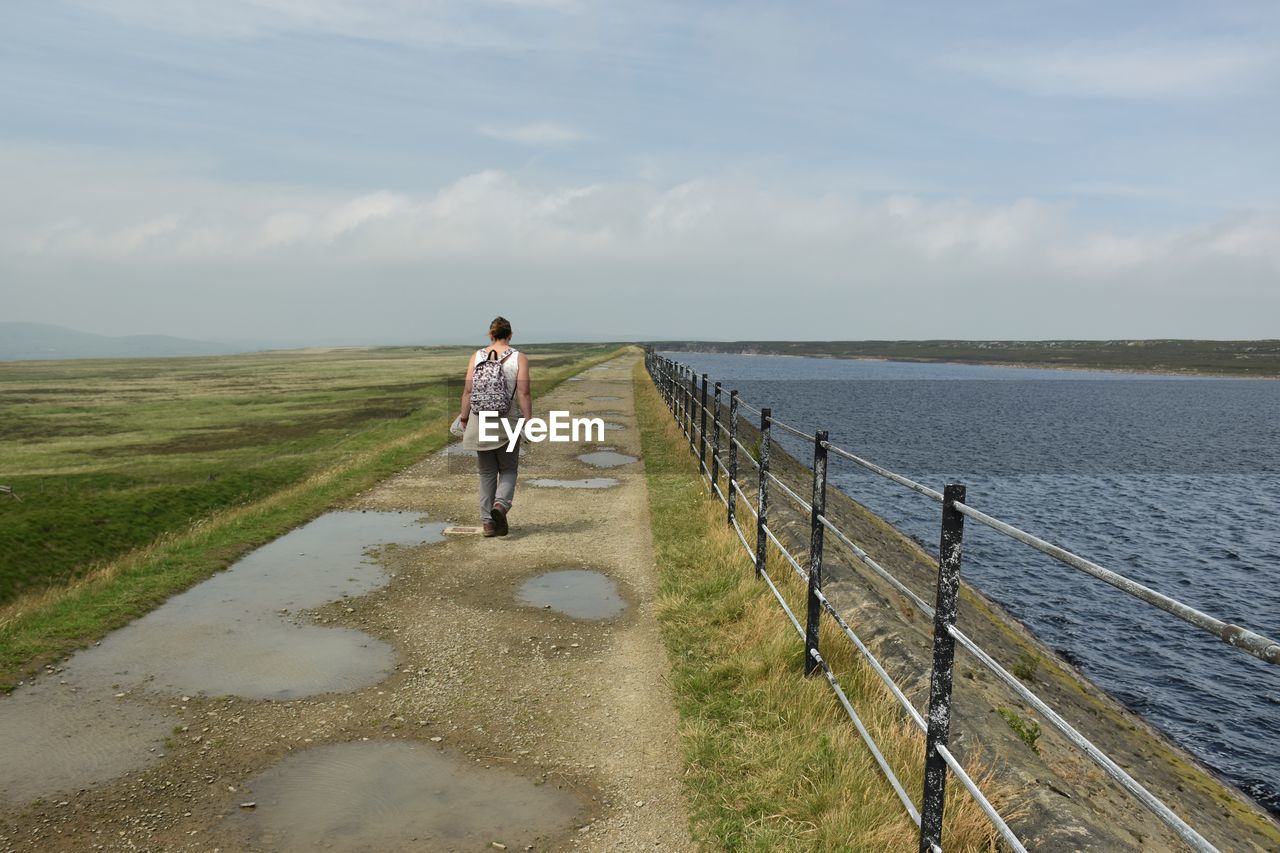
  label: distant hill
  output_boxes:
[0,322,244,361]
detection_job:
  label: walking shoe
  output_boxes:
[482,521,497,537]
[491,502,509,536]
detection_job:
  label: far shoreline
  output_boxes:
[805,352,1280,380]
[656,347,1280,380]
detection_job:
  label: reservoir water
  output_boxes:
[665,351,1280,815]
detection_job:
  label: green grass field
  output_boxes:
[0,343,619,684]
[0,344,612,602]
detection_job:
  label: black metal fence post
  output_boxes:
[687,369,697,454]
[686,366,696,438]
[676,363,683,422]
[919,482,967,853]
[673,362,680,420]
[710,382,722,494]
[804,430,829,677]
[670,358,680,412]
[699,374,709,475]
[674,362,682,420]
[727,390,739,527]
[674,362,680,416]
[755,407,772,578]
[670,361,678,419]
[678,363,686,428]
[671,360,676,410]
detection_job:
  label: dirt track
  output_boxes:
[0,352,691,851]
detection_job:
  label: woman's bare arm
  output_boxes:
[516,353,532,418]
[459,351,477,424]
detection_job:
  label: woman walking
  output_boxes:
[457,317,531,537]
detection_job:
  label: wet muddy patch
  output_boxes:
[437,442,475,457]
[222,741,582,851]
[588,395,621,401]
[517,570,628,620]
[438,441,528,460]
[577,450,638,468]
[527,478,620,489]
[0,512,446,803]
[64,511,447,700]
[0,683,176,804]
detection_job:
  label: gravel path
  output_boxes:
[0,351,691,852]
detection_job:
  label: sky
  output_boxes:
[2,0,1278,344]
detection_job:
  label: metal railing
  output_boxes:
[643,350,1280,853]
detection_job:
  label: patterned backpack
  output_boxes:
[470,348,515,415]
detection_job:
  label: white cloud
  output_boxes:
[883,196,1060,257]
[1052,233,1165,272]
[319,190,413,240]
[1202,215,1280,263]
[2,145,1277,340]
[3,147,1277,275]
[478,122,585,145]
[106,214,183,255]
[950,41,1273,99]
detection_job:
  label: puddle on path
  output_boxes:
[588,395,621,401]
[0,684,176,804]
[0,512,445,804]
[527,478,620,489]
[517,570,627,620]
[568,419,625,432]
[438,442,527,458]
[223,741,581,852]
[438,442,475,457]
[577,450,638,468]
[66,512,445,700]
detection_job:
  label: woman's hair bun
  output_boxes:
[489,316,513,340]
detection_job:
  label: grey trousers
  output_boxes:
[477,442,519,522]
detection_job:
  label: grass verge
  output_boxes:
[633,360,999,851]
[0,346,624,687]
